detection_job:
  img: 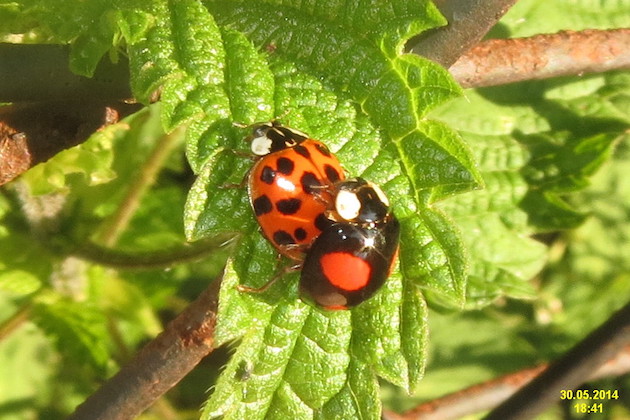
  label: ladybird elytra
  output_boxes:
[246,122,345,261]
[299,200,400,310]
[300,178,400,310]
[320,252,372,291]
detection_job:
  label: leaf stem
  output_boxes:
[68,235,236,270]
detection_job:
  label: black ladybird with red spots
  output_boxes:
[300,178,400,309]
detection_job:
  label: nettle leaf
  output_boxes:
[434,131,547,308]
[178,1,468,417]
[206,1,479,198]
[433,72,630,307]
[519,131,618,231]
[210,261,427,418]
[31,294,110,375]
[206,261,353,419]
[128,0,232,137]
[3,0,155,76]
[19,120,119,196]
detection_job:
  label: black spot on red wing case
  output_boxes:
[276,157,295,175]
[294,227,307,241]
[273,230,295,245]
[299,218,400,308]
[276,198,302,215]
[293,144,311,159]
[253,195,273,216]
[300,172,322,194]
[260,166,276,184]
[324,165,341,183]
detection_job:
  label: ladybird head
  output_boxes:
[249,121,309,156]
[333,178,391,225]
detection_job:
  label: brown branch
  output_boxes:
[450,28,630,88]
[3,25,628,185]
[386,304,630,420]
[407,0,519,68]
[0,44,131,103]
[485,301,630,420]
[0,100,141,185]
[67,274,222,420]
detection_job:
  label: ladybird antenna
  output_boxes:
[273,108,292,122]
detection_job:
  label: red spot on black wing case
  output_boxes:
[299,218,399,309]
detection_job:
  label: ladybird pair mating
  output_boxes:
[242,121,400,310]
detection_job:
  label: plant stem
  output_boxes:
[69,235,236,270]
[408,0,519,68]
[0,301,32,342]
[96,128,183,247]
[450,28,630,88]
[387,343,630,420]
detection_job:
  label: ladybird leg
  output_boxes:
[218,166,252,190]
[227,148,258,161]
[280,243,310,256]
[307,183,336,206]
[236,262,302,293]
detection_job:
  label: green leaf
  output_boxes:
[0,295,56,420]
[0,0,156,76]
[434,131,547,307]
[398,207,467,308]
[567,137,630,282]
[19,120,120,195]
[519,132,618,231]
[432,71,630,307]
[181,2,474,415]
[129,0,231,134]
[352,270,429,389]
[186,28,275,172]
[0,228,50,296]
[205,260,353,419]
[184,149,254,242]
[208,255,426,418]
[205,1,478,197]
[0,270,41,296]
[317,360,381,419]
[31,294,110,375]
[497,0,630,37]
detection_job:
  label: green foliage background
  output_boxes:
[0,0,629,419]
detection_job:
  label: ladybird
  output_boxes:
[246,121,345,260]
[300,178,400,309]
